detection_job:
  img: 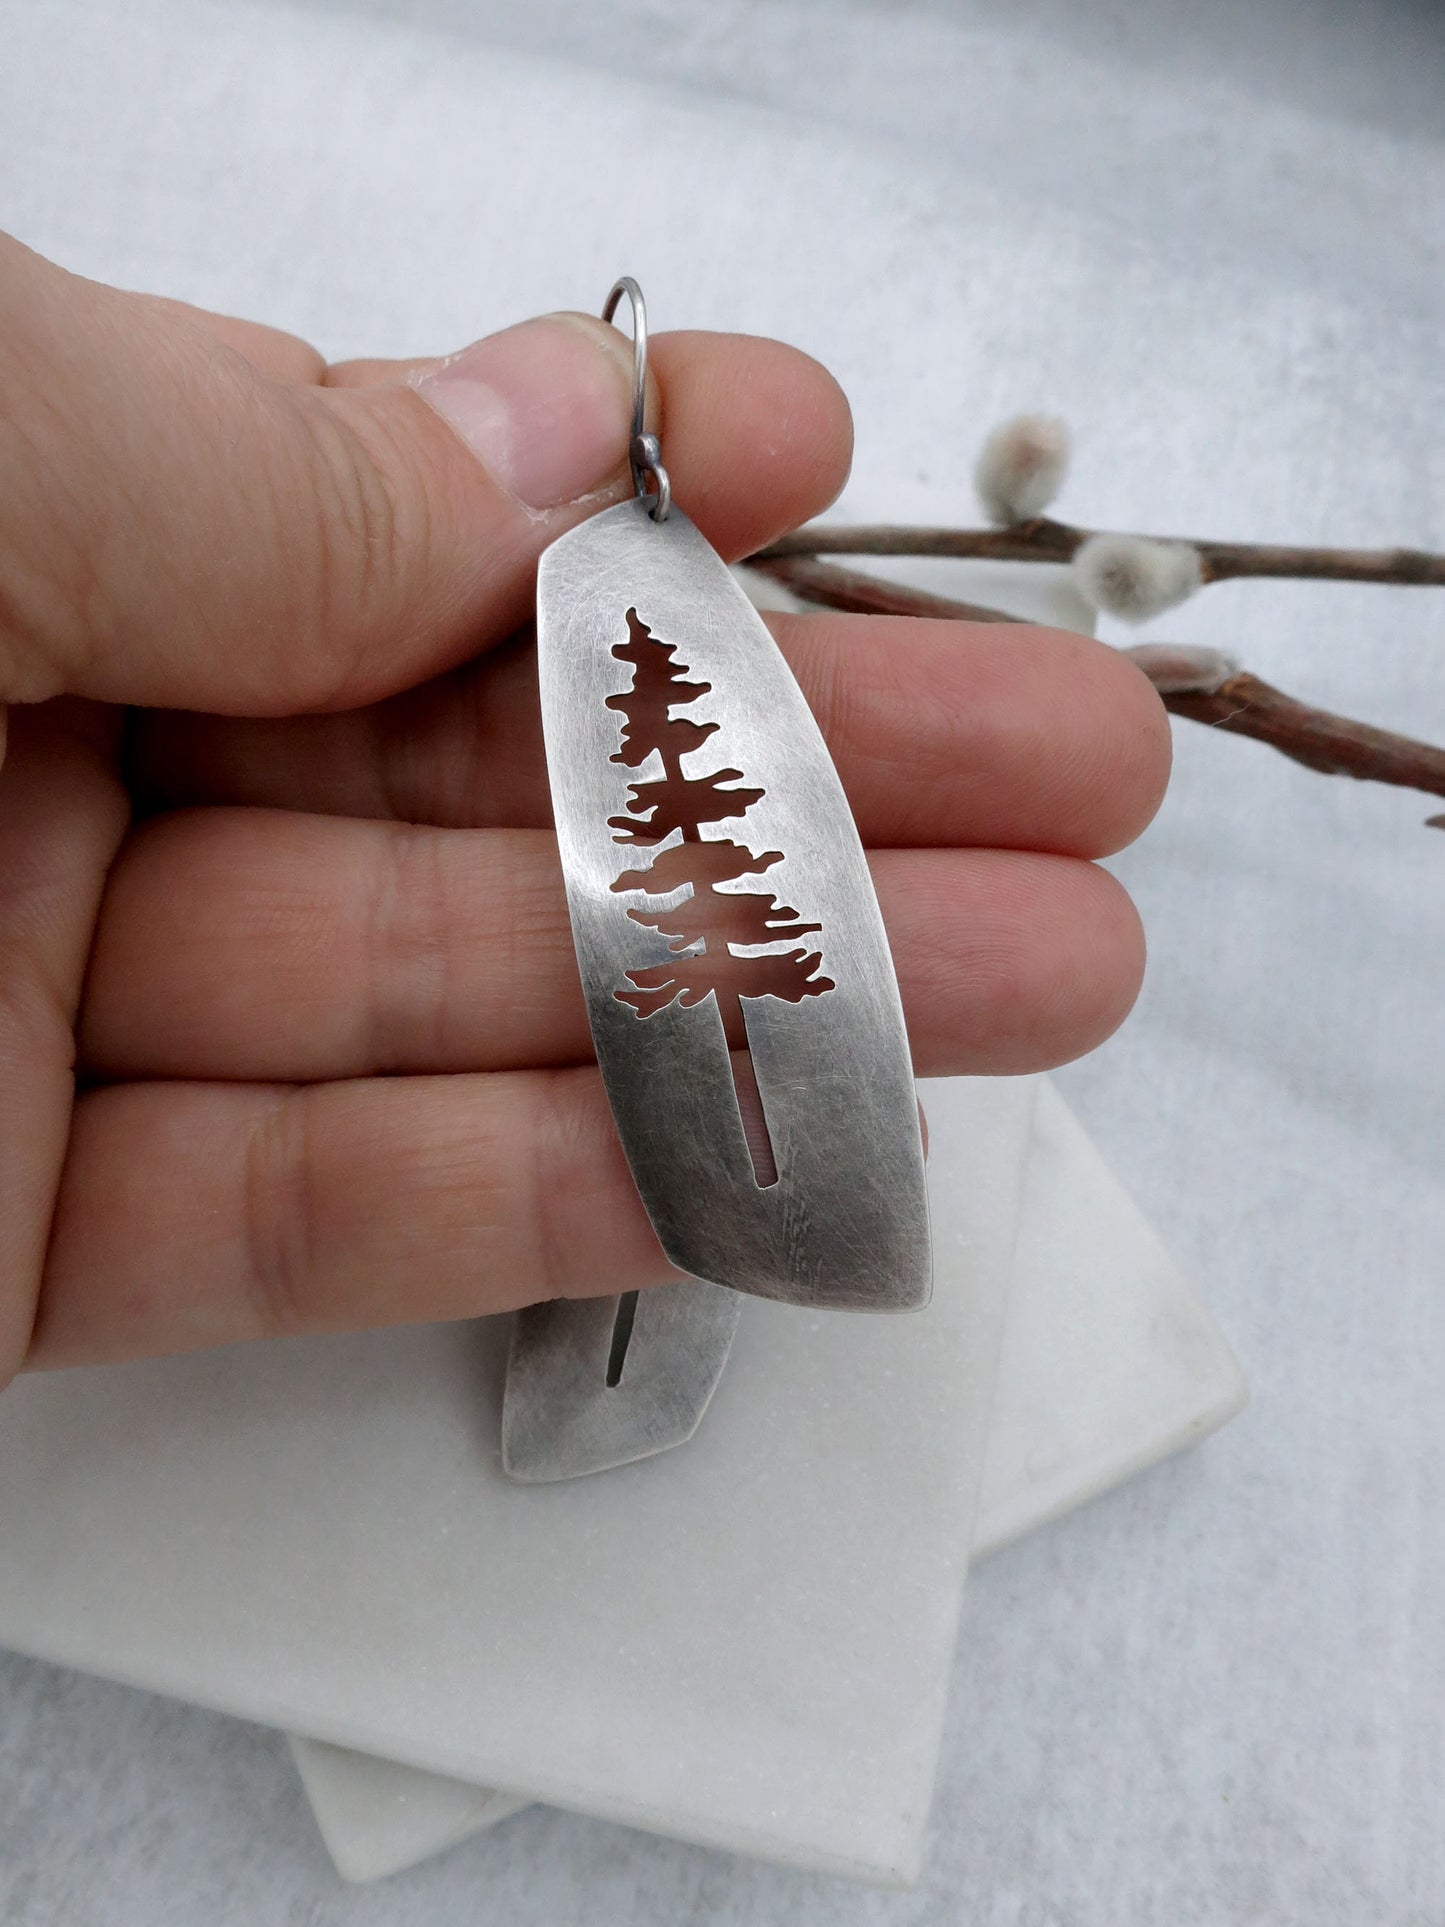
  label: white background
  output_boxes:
[1,0,1442,1920]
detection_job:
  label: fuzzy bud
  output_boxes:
[1072,534,1204,623]
[973,414,1071,526]
[1122,642,1238,695]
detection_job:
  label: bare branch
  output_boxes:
[1164,673,1445,800]
[747,555,1015,625]
[753,554,1445,816]
[755,517,1445,589]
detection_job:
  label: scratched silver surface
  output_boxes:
[537,496,931,1311]
[501,1283,743,1481]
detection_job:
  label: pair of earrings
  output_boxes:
[502,280,931,1480]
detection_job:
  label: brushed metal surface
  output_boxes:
[502,1284,742,1482]
[537,496,931,1312]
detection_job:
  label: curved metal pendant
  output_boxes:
[537,497,930,1312]
[503,1281,741,1482]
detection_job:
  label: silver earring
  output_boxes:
[503,279,930,1481]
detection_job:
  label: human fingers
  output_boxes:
[0,699,128,1389]
[79,810,1144,1082]
[29,1066,677,1368]
[0,231,851,716]
[131,614,1171,859]
[128,294,328,383]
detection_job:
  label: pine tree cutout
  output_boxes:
[606,608,835,1023]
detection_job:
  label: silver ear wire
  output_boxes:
[602,277,671,520]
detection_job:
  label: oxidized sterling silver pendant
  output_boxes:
[502,279,929,1481]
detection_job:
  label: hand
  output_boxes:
[0,232,1170,1384]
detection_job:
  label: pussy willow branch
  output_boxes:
[751,555,1445,813]
[755,519,1445,588]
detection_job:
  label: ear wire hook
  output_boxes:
[603,276,671,522]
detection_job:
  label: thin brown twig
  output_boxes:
[749,554,1017,625]
[755,517,1445,588]
[1162,675,1445,801]
[751,554,1445,815]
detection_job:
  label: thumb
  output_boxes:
[0,233,638,717]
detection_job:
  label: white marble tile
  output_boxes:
[289,1740,529,1885]
[0,1076,1033,1883]
[976,1079,1246,1552]
[286,1078,1244,1881]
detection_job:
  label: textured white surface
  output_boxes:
[289,1076,1245,1882]
[976,1080,1247,1553]
[0,1075,1033,1884]
[289,1740,530,1885]
[0,0,1441,1918]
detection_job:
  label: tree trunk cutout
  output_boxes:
[606,607,835,1186]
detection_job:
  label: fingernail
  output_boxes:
[412,315,632,510]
